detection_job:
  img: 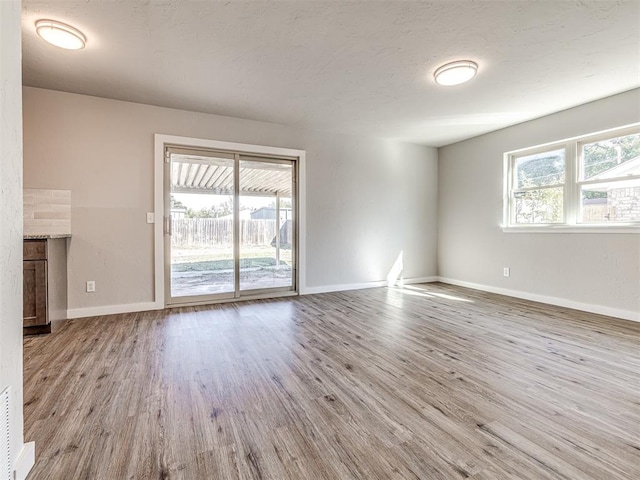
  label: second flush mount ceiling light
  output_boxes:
[36,19,86,50]
[434,60,478,86]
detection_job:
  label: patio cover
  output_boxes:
[170,153,293,197]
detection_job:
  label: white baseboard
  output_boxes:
[401,276,439,285]
[301,280,387,295]
[65,277,439,317]
[437,277,640,323]
[301,276,438,295]
[63,276,635,324]
[13,442,35,480]
[67,301,161,319]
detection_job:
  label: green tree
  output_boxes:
[170,195,185,209]
[514,187,562,224]
[515,152,564,224]
[583,133,640,178]
[184,197,233,218]
[516,152,564,188]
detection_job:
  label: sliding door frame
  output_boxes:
[153,134,306,309]
[163,147,237,306]
[238,156,297,296]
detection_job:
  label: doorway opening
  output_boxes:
[163,145,298,306]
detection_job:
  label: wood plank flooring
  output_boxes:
[23,283,640,479]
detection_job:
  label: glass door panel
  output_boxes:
[165,146,297,305]
[167,151,235,302]
[239,160,294,292]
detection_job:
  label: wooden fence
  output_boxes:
[581,205,616,223]
[171,218,278,247]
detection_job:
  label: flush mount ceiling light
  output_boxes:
[434,60,478,86]
[36,19,86,50]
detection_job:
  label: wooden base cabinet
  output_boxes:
[23,238,68,335]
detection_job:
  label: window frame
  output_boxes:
[509,145,567,226]
[503,123,640,233]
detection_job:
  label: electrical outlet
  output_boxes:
[146,212,155,224]
[86,281,96,293]
[503,267,510,277]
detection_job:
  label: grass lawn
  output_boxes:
[172,245,293,267]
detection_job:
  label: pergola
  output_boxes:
[170,154,293,197]
[169,153,294,267]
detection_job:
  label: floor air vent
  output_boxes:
[0,387,10,480]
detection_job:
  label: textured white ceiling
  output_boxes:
[21,1,640,147]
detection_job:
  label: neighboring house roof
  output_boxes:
[250,206,293,219]
[218,209,252,220]
[582,198,607,205]
[590,155,640,180]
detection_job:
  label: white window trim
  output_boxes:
[503,123,640,233]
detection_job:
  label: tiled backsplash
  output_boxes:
[23,188,71,236]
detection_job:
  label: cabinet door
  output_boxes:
[24,260,47,326]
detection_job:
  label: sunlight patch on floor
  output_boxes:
[393,284,474,303]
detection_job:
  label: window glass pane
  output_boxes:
[169,154,235,298]
[581,132,640,180]
[513,187,563,224]
[514,149,565,188]
[580,181,640,223]
[239,160,294,291]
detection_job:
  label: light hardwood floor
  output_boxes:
[23,283,640,479]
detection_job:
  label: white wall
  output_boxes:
[0,1,32,478]
[23,87,438,314]
[438,89,640,320]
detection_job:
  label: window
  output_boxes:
[512,148,565,224]
[579,132,640,223]
[505,125,640,230]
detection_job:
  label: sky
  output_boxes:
[173,193,276,211]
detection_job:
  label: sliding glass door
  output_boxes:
[239,159,295,293]
[164,146,296,306]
